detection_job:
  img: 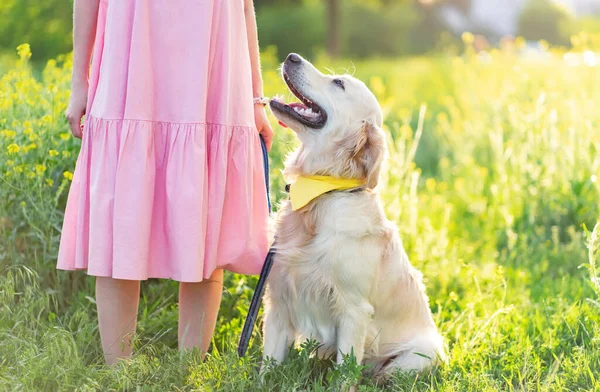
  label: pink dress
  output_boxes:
[57,0,269,282]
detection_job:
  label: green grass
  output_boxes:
[1,43,600,390]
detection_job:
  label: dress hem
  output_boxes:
[56,266,261,283]
[86,115,256,129]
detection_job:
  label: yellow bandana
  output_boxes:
[289,175,365,211]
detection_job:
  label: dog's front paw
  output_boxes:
[344,383,358,392]
[259,356,277,384]
[258,364,268,384]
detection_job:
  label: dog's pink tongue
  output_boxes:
[278,121,288,128]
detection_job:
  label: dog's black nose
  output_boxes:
[286,53,302,64]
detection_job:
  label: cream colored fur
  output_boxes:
[263,54,445,379]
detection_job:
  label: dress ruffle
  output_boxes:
[57,115,269,282]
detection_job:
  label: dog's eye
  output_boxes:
[333,79,345,90]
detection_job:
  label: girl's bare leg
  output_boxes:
[96,277,140,366]
[178,269,224,353]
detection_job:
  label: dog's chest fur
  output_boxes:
[266,192,389,348]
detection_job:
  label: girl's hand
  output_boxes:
[255,105,274,151]
[65,79,88,139]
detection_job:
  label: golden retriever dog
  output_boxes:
[263,53,445,379]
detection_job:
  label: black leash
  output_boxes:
[237,244,276,357]
[237,135,274,357]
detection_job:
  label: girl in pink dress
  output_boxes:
[59,0,273,365]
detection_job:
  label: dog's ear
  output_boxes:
[357,119,386,189]
[335,118,386,188]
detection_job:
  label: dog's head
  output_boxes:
[270,53,386,189]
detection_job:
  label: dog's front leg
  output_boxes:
[262,304,294,365]
[336,302,373,365]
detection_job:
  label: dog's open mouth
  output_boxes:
[270,73,327,129]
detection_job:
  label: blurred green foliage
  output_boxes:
[341,1,421,57]
[256,0,421,59]
[516,0,600,47]
[517,0,573,45]
[0,0,73,62]
[3,0,600,63]
[256,1,326,59]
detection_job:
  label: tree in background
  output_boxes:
[256,0,423,59]
[256,1,326,59]
[327,0,341,57]
[258,0,341,58]
[342,1,421,57]
[257,0,417,59]
[517,0,574,45]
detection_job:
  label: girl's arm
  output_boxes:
[66,0,101,139]
[244,0,274,151]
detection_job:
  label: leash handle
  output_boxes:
[259,135,271,213]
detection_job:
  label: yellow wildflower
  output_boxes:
[17,44,32,61]
[399,124,412,140]
[497,265,505,276]
[27,171,35,179]
[425,178,436,192]
[62,151,71,158]
[35,164,47,175]
[59,132,70,140]
[45,178,54,187]
[63,171,74,181]
[49,150,59,157]
[7,144,20,154]
[397,108,410,120]
[1,129,16,139]
[6,160,15,167]
[24,143,37,152]
[462,32,474,45]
